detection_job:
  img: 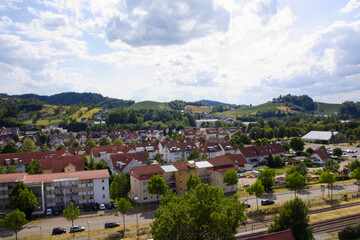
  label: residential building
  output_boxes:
[127,142,159,160]
[302,131,346,144]
[0,150,65,173]
[129,157,240,204]
[0,170,110,214]
[239,144,286,166]
[91,145,134,163]
[39,155,84,173]
[160,140,198,162]
[310,148,330,166]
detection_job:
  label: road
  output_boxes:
[1,181,359,239]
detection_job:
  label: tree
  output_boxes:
[62,202,80,227]
[150,183,247,239]
[320,170,336,198]
[246,179,265,209]
[56,144,66,151]
[11,182,37,218]
[21,138,37,152]
[86,138,96,148]
[25,160,42,175]
[305,147,314,155]
[287,162,308,176]
[323,159,340,173]
[2,141,19,153]
[349,159,360,171]
[95,159,109,170]
[116,198,133,232]
[186,173,201,190]
[154,153,163,163]
[258,168,276,191]
[147,174,168,202]
[0,209,28,240]
[290,137,305,153]
[114,138,124,146]
[110,173,130,200]
[285,171,306,197]
[71,140,80,147]
[351,167,360,192]
[333,147,343,157]
[99,137,111,146]
[187,150,201,160]
[268,197,313,240]
[176,156,185,162]
[6,165,18,173]
[223,169,238,191]
[266,153,275,168]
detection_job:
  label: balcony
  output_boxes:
[165,177,176,184]
[198,174,210,179]
[0,186,8,191]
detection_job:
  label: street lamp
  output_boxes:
[87,221,90,240]
[134,196,139,240]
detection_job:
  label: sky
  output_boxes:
[0,0,360,105]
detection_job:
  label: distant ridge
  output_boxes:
[0,92,134,109]
[197,99,237,107]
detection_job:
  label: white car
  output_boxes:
[46,208,52,215]
[99,203,106,210]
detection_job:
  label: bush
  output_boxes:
[338,223,360,240]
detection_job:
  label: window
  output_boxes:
[180,181,182,184]
[102,187,105,190]
[144,197,147,201]
[143,181,147,185]
[103,194,105,198]
[143,189,147,193]
[102,179,104,183]
[180,173,182,177]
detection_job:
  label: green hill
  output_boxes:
[129,101,171,110]
[317,102,341,115]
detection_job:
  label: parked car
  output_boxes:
[52,227,66,235]
[244,184,250,187]
[105,203,113,209]
[53,208,60,215]
[261,199,275,206]
[243,203,251,208]
[112,202,117,208]
[46,208,52,216]
[84,205,91,212]
[69,225,85,233]
[99,203,106,210]
[105,222,120,228]
[92,204,99,211]
[352,155,357,159]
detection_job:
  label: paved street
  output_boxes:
[1,181,359,239]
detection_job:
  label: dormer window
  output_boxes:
[5,159,10,165]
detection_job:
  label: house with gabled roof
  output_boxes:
[110,154,141,174]
[91,145,134,164]
[310,148,330,166]
[39,155,84,173]
[127,142,159,160]
[239,144,286,166]
[162,140,198,162]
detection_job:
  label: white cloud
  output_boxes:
[105,0,230,46]
[340,0,360,13]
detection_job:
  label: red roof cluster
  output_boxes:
[0,150,65,166]
[39,155,84,173]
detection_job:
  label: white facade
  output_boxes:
[93,178,110,204]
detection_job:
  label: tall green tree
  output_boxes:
[333,147,343,157]
[186,173,201,190]
[147,174,168,202]
[85,138,96,148]
[285,171,306,197]
[349,159,360,171]
[187,150,201,160]
[351,168,360,192]
[5,165,18,173]
[99,137,111,146]
[305,147,314,155]
[21,138,37,152]
[323,159,340,173]
[258,168,276,191]
[71,140,80,147]
[246,179,265,209]
[223,169,238,192]
[11,182,37,218]
[0,209,28,240]
[114,138,124,146]
[287,162,308,176]
[116,198,133,232]
[154,153,163,163]
[320,170,336,198]
[2,141,19,153]
[290,137,305,153]
[110,173,130,200]
[25,160,42,175]
[268,197,313,240]
[150,183,247,239]
[62,202,80,227]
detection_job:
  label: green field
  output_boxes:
[216,102,293,118]
[129,101,172,110]
[317,102,341,115]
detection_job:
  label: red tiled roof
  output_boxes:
[0,173,26,183]
[24,169,109,183]
[164,141,197,152]
[124,151,148,164]
[91,145,131,157]
[127,142,159,152]
[198,143,222,153]
[239,144,285,158]
[222,154,248,167]
[314,148,330,161]
[68,146,91,155]
[0,150,65,166]
[39,155,84,173]
[130,164,164,176]
[110,154,135,171]
[207,156,235,167]
[243,229,295,240]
